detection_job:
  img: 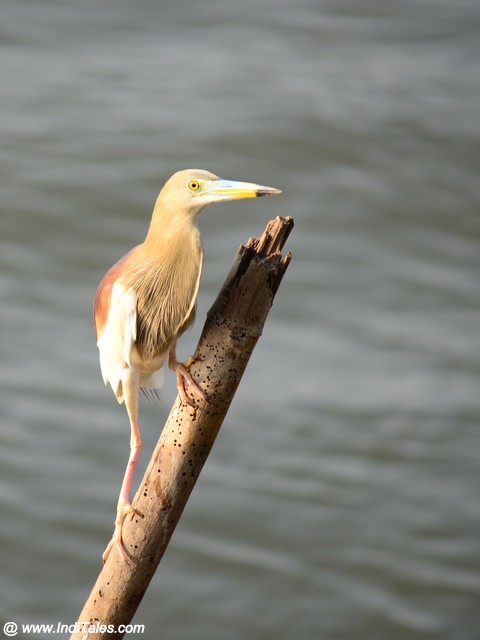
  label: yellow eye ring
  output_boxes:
[188,180,200,192]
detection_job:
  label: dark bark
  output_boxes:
[71,216,293,640]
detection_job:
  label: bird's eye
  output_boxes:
[188,180,200,192]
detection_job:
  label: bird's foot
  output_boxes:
[102,502,143,563]
[170,357,208,406]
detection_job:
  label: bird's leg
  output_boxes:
[103,368,143,563]
[168,342,207,405]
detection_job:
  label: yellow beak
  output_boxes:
[204,178,282,202]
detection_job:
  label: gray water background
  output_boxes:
[1,1,479,638]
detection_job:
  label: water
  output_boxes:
[1,0,480,638]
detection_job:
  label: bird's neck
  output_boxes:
[143,201,202,261]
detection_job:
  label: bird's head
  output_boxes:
[157,169,282,219]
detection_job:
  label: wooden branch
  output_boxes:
[71,216,294,640]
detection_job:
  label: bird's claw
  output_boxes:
[182,355,199,369]
[102,503,144,563]
[171,358,208,406]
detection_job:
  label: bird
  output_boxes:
[93,168,282,561]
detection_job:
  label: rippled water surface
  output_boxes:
[1,1,480,638]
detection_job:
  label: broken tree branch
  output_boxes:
[71,215,294,640]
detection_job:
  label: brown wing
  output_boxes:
[93,248,137,340]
